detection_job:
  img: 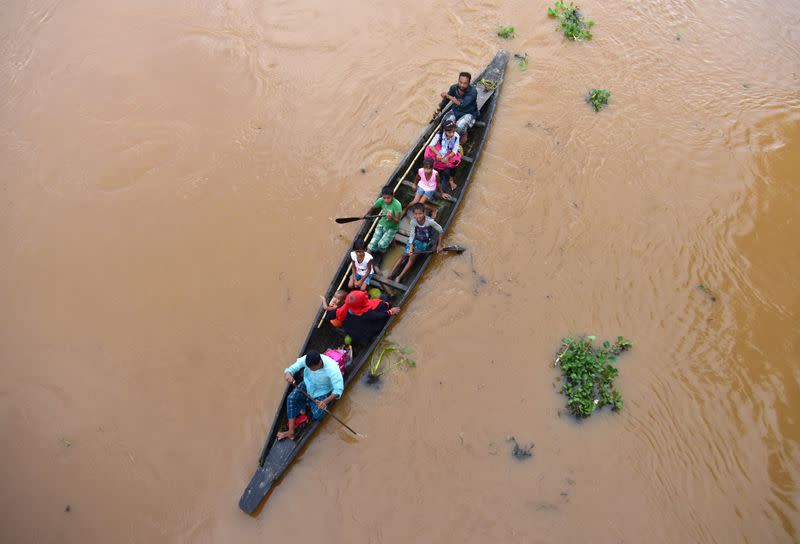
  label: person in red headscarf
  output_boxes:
[335,290,400,345]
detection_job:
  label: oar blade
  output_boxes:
[335,216,361,224]
[444,245,467,253]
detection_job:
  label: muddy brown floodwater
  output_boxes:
[1,0,799,542]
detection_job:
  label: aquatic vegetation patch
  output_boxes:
[555,335,631,418]
[548,1,594,41]
[478,78,498,91]
[366,340,416,386]
[514,52,529,71]
[698,283,717,302]
[498,24,516,39]
[586,88,610,111]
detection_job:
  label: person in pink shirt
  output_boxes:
[402,157,440,216]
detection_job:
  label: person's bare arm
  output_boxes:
[316,392,338,409]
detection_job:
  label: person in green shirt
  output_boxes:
[365,186,402,265]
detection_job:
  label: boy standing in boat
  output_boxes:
[432,71,479,142]
[365,186,402,266]
[277,350,344,441]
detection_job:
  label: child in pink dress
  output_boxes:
[403,157,440,215]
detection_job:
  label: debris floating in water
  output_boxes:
[514,52,529,71]
[698,283,717,302]
[507,436,534,460]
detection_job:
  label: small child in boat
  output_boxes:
[348,238,374,291]
[366,186,403,267]
[424,120,461,201]
[387,203,444,283]
[403,157,439,215]
[320,289,347,328]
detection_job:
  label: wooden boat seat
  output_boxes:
[397,215,412,237]
[370,275,408,292]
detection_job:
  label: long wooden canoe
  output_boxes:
[239,50,509,514]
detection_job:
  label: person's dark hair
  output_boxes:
[422,157,434,168]
[353,238,365,251]
[459,71,471,82]
[381,186,393,197]
[442,120,456,140]
[306,350,322,367]
[411,203,425,213]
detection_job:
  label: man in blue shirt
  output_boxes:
[277,350,344,441]
[432,71,479,142]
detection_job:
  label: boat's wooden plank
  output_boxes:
[239,439,295,513]
[371,275,408,292]
[397,215,412,237]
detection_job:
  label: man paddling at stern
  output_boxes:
[277,350,344,441]
[432,71,479,142]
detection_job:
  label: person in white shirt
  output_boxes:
[348,238,374,291]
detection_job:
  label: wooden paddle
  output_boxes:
[335,214,382,224]
[413,245,467,255]
[289,382,366,439]
[384,246,467,283]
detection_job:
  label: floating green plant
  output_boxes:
[366,340,416,385]
[698,283,717,302]
[498,24,515,39]
[514,52,529,71]
[478,78,498,91]
[547,1,594,41]
[555,335,631,418]
[586,88,610,111]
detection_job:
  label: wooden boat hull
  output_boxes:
[239,50,509,514]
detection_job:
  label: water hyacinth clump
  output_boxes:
[498,24,515,39]
[514,52,529,71]
[587,88,611,111]
[548,1,594,41]
[366,340,416,385]
[555,335,631,418]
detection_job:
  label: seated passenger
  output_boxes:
[365,186,403,267]
[348,238,374,291]
[423,121,461,199]
[277,350,344,441]
[335,290,399,346]
[387,203,444,284]
[320,289,347,327]
[403,157,440,216]
[431,71,479,143]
